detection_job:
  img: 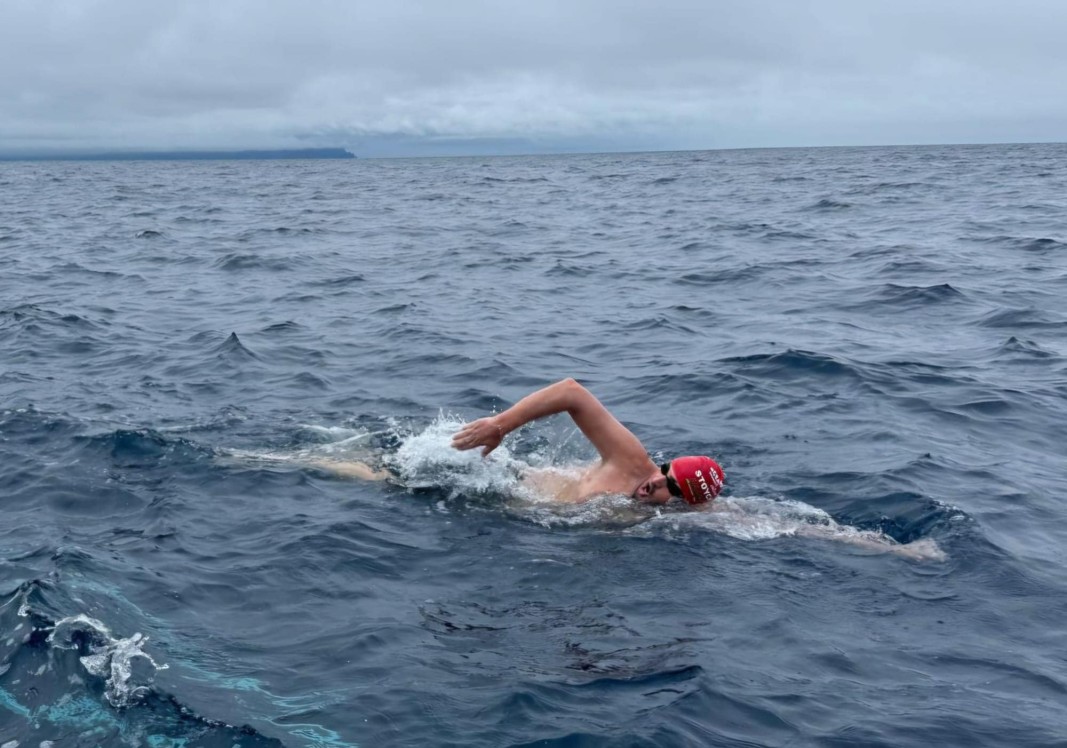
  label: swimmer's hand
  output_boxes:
[451,417,505,457]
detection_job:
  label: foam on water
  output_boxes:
[386,413,522,496]
[45,614,167,708]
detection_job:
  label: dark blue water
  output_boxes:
[2,144,1066,747]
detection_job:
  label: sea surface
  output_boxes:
[1,143,1066,747]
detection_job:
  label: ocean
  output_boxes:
[1,143,1066,746]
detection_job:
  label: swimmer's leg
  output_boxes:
[305,458,391,481]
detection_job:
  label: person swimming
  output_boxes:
[247,377,942,560]
[448,379,945,560]
[451,378,724,505]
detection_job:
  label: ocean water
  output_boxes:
[1,143,1066,746]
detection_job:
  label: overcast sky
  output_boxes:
[2,0,1065,157]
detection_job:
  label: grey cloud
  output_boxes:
[1,0,1065,155]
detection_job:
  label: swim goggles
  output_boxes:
[661,463,684,499]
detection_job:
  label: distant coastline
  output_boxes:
[0,148,356,162]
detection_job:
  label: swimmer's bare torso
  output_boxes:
[519,464,640,503]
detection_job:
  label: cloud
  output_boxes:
[2,0,1065,155]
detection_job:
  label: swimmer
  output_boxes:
[451,378,944,560]
[250,378,942,560]
[451,378,724,505]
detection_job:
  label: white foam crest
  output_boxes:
[386,413,521,496]
[47,614,167,708]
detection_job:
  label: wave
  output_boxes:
[481,176,549,184]
[259,320,306,334]
[0,407,87,444]
[50,261,132,280]
[212,253,294,272]
[721,349,860,380]
[969,235,1067,253]
[617,315,699,334]
[0,581,283,747]
[807,198,852,210]
[309,273,366,288]
[996,335,1056,360]
[876,258,948,275]
[71,427,214,470]
[831,282,969,314]
[676,267,757,285]
[761,229,818,241]
[545,261,588,277]
[977,307,1067,330]
[155,331,267,379]
[213,331,261,361]
[237,226,320,239]
[0,304,106,332]
[0,408,235,485]
[0,306,115,364]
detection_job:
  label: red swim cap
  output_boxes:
[670,456,725,504]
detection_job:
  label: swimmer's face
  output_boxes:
[632,464,680,504]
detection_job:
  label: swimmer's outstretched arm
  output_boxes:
[451,378,650,467]
[794,523,946,561]
[305,458,390,481]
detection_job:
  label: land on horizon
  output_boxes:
[0,147,356,162]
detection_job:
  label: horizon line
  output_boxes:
[0,139,1063,162]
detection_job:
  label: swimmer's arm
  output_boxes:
[306,459,390,481]
[452,378,649,465]
[795,524,946,561]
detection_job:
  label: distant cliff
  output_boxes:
[0,148,356,161]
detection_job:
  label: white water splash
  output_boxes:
[386,414,522,495]
[47,614,168,707]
